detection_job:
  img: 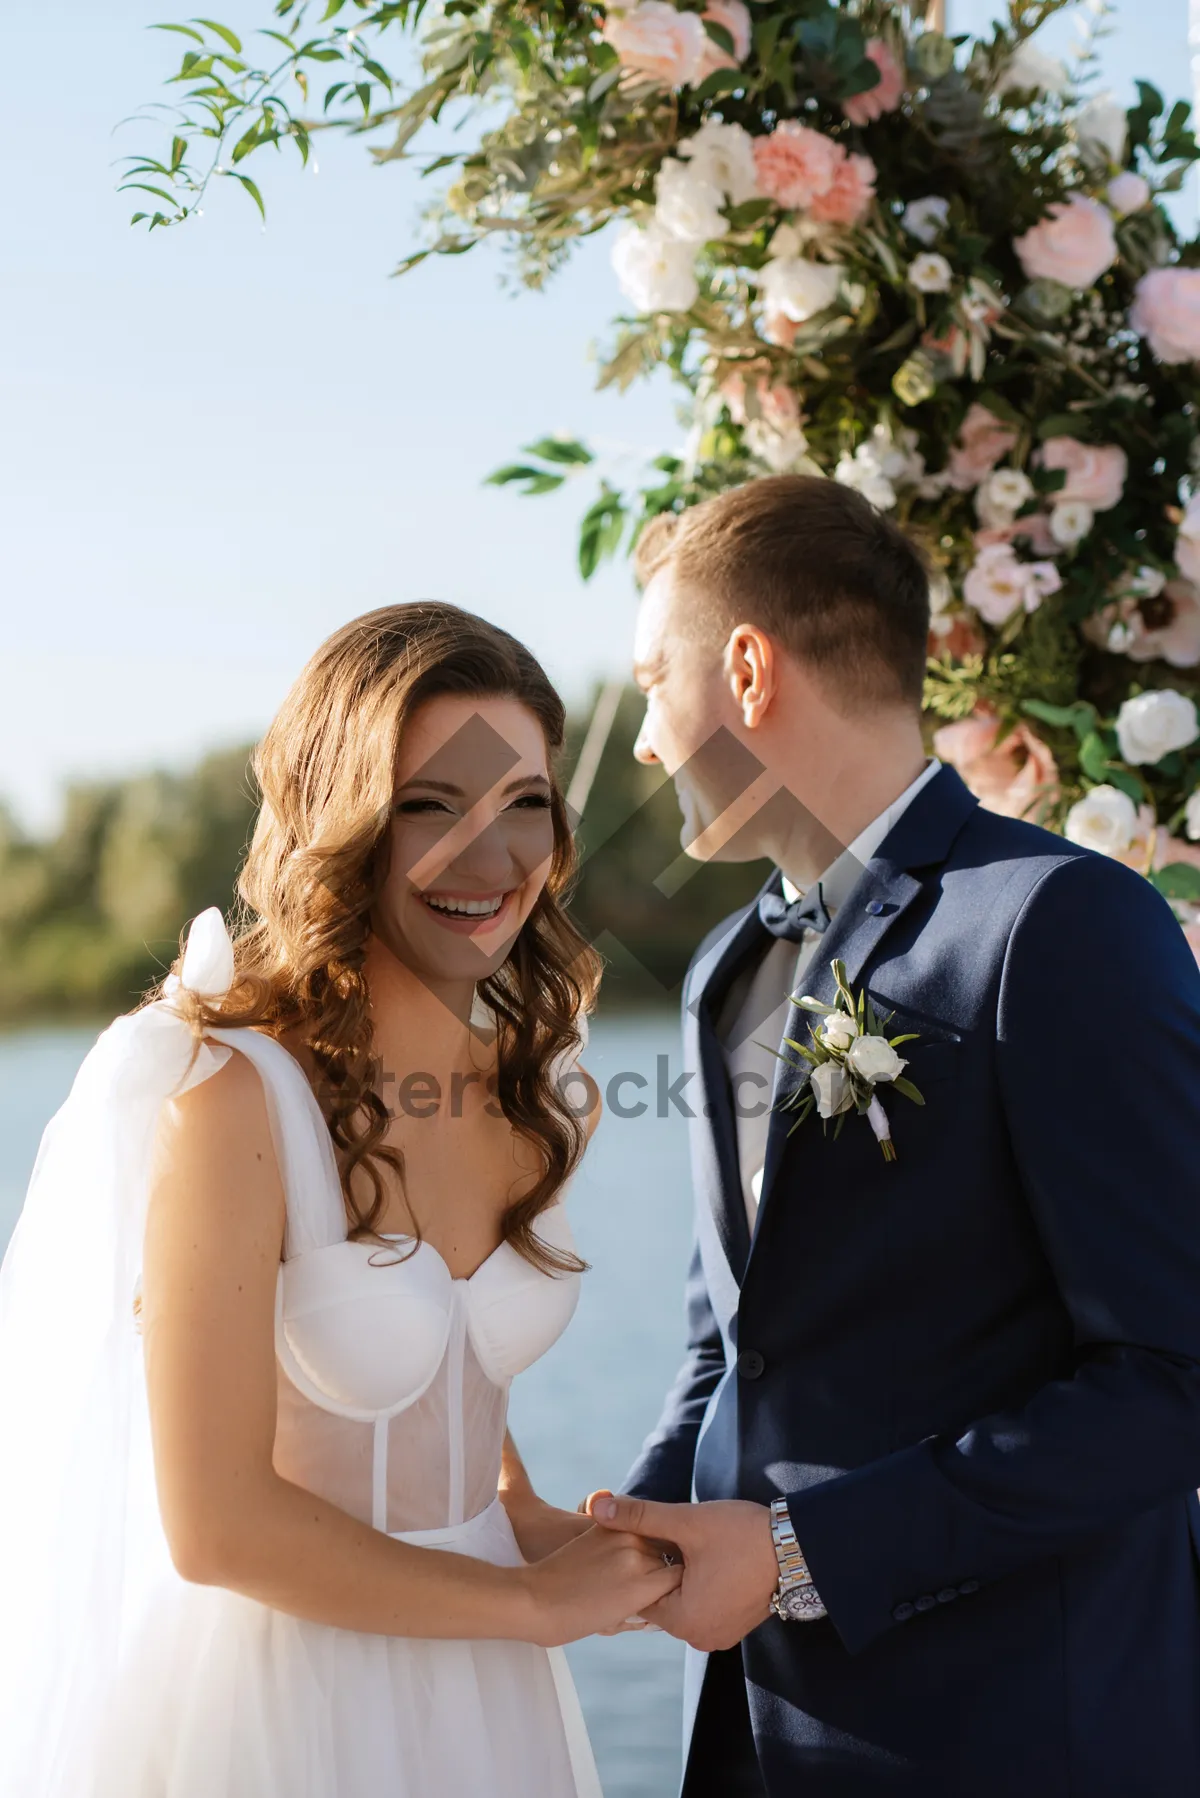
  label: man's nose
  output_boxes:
[632,710,659,766]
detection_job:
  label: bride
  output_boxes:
[0,601,680,1797]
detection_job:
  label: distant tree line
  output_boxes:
[0,690,765,1023]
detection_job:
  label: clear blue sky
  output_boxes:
[0,1,1190,829]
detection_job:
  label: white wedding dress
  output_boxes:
[0,910,602,1798]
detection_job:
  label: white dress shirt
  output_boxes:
[718,761,942,1233]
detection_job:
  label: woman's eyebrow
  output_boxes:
[396,772,549,797]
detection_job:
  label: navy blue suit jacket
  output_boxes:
[625,765,1200,1796]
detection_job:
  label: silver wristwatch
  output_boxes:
[769,1497,828,1622]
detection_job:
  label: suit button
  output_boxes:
[892,1602,915,1622]
[736,1349,765,1380]
[957,1579,980,1597]
[936,1588,957,1605]
[914,1594,937,1613]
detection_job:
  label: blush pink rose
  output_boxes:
[752,121,842,211]
[1039,436,1127,511]
[932,710,1060,822]
[1086,579,1200,667]
[602,1,706,88]
[720,372,800,429]
[762,311,799,347]
[695,0,752,80]
[946,403,1019,492]
[1130,267,1200,365]
[1013,195,1118,290]
[842,39,905,126]
[974,513,1060,559]
[808,151,877,226]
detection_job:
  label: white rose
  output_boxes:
[901,195,950,246]
[745,419,809,473]
[757,257,844,323]
[820,1011,859,1052]
[846,1034,907,1086]
[1115,689,1200,765]
[1050,499,1094,546]
[677,119,759,206]
[1186,790,1200,842]
[908,252,953,294]
[1106,171,1151,216]
[1075,93,1128,167]
[811,1061,854,1120]
[835,447,897,512]
[1064,784,1139,854]
[998,41,1070,97]
[979,467,1035,519]
[654,157,728,244]
[611,221,699,312]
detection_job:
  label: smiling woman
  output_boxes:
[0,602,688,1798]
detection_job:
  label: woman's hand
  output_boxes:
[503,1493,595,1563]
[519,1523,683,1647]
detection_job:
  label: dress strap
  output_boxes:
[203,1027,347,1257]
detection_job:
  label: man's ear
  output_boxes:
[723,624,777,730]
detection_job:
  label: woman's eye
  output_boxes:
[509,794,552,811]
[394,798,455,816]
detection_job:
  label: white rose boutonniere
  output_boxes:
[776,958,925,1161]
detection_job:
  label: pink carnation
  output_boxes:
[752,121,842,211]
[842,39,905,126]
[808,151,877,226]
[695,0,752,80]
[1013,195,1118,291]
[1039,437,1127,511]
[1130,267,1200,365]
[946,403,1018,492]
[933,709,1059,822]
[602,1,706,89]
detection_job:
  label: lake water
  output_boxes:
[0,1011,695,1798]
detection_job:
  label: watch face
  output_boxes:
[780,1586,821,1622]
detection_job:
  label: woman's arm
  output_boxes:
[141,1048,677,1649]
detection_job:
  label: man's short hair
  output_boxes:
[634,475,931,710]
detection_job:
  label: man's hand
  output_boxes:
[586,1491,779,1652]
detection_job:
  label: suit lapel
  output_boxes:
[754,766,979,1237]
[689,880,775,1285]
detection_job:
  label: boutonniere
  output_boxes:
[776,959,925,1162]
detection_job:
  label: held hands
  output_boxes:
[585,1492,779,1653]
[501,1493,595,1564]
[519,1520,684,1648]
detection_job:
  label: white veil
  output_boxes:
[0,911,236,1796]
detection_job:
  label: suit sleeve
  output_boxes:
[622,1237,727,1502]
[787,851,1200,1654]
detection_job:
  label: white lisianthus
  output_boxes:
[1064,784,1139,854]
[1050,498,1095,546]
[977,467,1035,525]
[1106,171,1151,216]
[835,447,897,511]
[677,119,759,206]
[835,425,924,513]
[998,40,1070,97]
[756,257,844,323]
[1186,790,1200,842]
[611,221,699,312]
[1115,689,1200,766]
[653,157,728,243]
[901,195,950,246]
[744,419,809,473]
[1075,93,1128,167]
[908,252,954,294]
[811,1061,854,1119]
[846,1034,907,1085]
[820,1011,859,1052]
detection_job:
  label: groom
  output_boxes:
[589,475,1200,1796]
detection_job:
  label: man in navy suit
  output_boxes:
[588,475,1200,1795]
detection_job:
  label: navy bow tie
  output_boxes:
[758,882,833,944]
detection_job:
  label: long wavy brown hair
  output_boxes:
[151,602,603,1275]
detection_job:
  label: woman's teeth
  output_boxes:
[423,893,506,918]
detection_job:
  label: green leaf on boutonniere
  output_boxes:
[781,1039,819,1063]
[791,996,835,1015]
[892,1078,925,1105]
[889,1033,920,1048]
